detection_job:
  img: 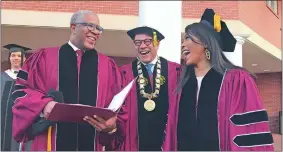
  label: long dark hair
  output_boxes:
[177,23,255,92]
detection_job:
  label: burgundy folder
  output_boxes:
[46,103,116,123]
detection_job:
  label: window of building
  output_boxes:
[266,0,278,14]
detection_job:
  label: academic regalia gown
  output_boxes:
[1,71,33,151]
[1,72,16,151]
[177,68,274,151]
[1,71,15,96]
[11,43,126,151]
[119,57,182,151]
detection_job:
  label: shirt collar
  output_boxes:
[140,55,159,65]
[10,69,15,73]
[10,69,19,73]
[68,40,81,51]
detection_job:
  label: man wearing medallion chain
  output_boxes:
[119,26,182,151]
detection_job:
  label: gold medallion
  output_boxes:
[144,99,156,111]
[137,58,162,109]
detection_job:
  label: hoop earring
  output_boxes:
[205,49,211,60]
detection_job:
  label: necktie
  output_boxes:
[145,64,154,75]
[14,71,19,74]
[76,49,83,104]
[76,49,83,74]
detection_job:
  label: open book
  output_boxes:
[46,78,136,123]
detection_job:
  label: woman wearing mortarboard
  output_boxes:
[1,44,30,80]
[1,44,31,151]
[176,9,274,151]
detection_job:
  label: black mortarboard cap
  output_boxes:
[3,44,31,53]
[127,26,165,41]
[219,21,237,52]
[200,8,237,52]
[201,9,215,29]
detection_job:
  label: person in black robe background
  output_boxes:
[1,44,32,151]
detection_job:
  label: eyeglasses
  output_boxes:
[133,39,153,46]
[75,22,104,34]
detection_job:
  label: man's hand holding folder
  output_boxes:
[45,78,136,133]
[43,101,57,118]
[84,115,117,133]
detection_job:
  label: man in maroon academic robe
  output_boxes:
[119,26,182,151]
[11,10,126,151]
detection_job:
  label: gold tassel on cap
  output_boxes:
[153,31,158,46]
[214,14,221,32]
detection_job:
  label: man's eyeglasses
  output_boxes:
[75,22,104,34]
[133,39,153,47]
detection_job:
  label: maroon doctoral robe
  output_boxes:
[119,57,182,151]
[11,43,126,151]
[177,68,274,151]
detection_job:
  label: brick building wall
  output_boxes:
[256,72,282,133]
[2,1,281,48]
[2,1,238,19]
[182,1,239,19]
[238,1,282,49]
[1,1,138,15]
[1,1,139,15]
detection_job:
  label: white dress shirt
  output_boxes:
[196,76,204,104]
[140,56,158,73]
[68,41,85,54]
[4,69,18,79]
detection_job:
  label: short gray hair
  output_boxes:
[70,10,96,24]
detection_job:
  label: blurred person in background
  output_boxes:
[1,44,32,151]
